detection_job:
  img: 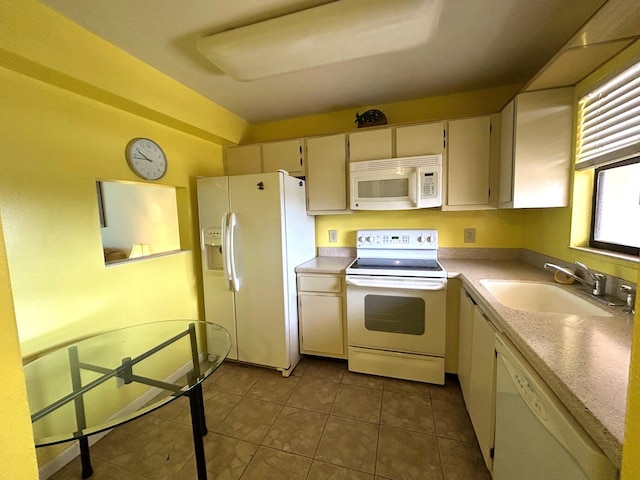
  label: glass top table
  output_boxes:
[23,320,231,479]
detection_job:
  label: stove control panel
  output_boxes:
[356,229,438,249]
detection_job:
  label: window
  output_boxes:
[577,59,640,256]
[590,158,640,255]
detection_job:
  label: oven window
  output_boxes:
[364,295,425,335]
[358,178,409,198]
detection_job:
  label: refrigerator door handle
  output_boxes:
[222,213,233,291]
[228,212,240,292]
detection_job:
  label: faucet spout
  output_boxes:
[543,263,590,287]
[543,262,607,297]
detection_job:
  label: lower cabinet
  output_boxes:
[458,287,498,471]
[468,305,498,471]
[297,273,347,359]
[458,288,474,400]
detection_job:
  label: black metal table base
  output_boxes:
[76,383,209,479]
[188,383,209,480]
[79,437,93,479]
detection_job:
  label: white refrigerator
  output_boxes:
[197,172,315,376]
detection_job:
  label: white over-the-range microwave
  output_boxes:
[349,155,442,210]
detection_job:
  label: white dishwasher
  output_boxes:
[493,334,618,480]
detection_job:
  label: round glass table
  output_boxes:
[23,320,231,479]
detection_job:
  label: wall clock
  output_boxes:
[125,137,168,180]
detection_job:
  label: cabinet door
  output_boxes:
[508,88,573,208]
[447,116,492,207]
[299,294,344,356]
[499,100,515,205]
[458,289,474,404]
[226,145,262,176]
[468,306,497,471]
[262,139,304,176]
[306,134,348,212]
[396,122,444,157]
[348,129,392,162]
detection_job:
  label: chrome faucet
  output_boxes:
[574,262,607,297]
[543,262,607,297]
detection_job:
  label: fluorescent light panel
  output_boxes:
[197,0,442,81]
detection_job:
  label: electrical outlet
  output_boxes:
[329,230,338,243]
[464,228,476,243]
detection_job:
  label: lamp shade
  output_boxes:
[197,0,442,81]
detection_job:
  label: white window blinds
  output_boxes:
[576,61,640,170]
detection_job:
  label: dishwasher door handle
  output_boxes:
[345,275,447,291]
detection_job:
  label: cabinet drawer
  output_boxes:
[298,275,342,293]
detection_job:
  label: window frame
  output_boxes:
[589,156,640,256]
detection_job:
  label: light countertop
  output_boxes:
[296,256,355,274]
[441,258,633,468]
[297,255,634,467]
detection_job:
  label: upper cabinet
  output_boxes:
[499,88,574,209]
[225,139,304,177]
[305,134,349,214]
[396,122,445,157]
[445,115,499,210]
[349,122,445,160]
[225,144,262,176]
[262,139,304,177]
[348,129,392,161]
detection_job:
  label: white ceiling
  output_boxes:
[38,0,607,123]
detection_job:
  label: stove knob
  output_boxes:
[418,235,434,244]
[357,235,365,243]
[365,235,374,243]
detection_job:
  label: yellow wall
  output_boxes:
[315,209,524,249]
[0,0,247,471]
[1,0,249,146]
[249,84,521,143]
[0,210,38,478]
[621,269,640,480]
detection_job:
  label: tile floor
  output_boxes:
[49,356,491,480]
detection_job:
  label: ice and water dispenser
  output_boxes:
[202,227,223,271]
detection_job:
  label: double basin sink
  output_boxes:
[480,280,613,317]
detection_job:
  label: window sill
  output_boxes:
[570,246,639,264]
[105,249,188,266]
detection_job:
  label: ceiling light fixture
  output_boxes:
[197,0,442,82]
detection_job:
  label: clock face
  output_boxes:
[125,138,168,180]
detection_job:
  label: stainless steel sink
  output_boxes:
[480,280,613,317]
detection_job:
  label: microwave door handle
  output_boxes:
[412,170,420,207]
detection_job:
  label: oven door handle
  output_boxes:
[345,275,447,291]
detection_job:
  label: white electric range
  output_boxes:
[345,229,447,384]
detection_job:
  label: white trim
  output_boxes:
[569,246,640,264]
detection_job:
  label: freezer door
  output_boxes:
[228,173,289,368]
[196,177,238,360]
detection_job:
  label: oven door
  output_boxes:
[345,275,446,355]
